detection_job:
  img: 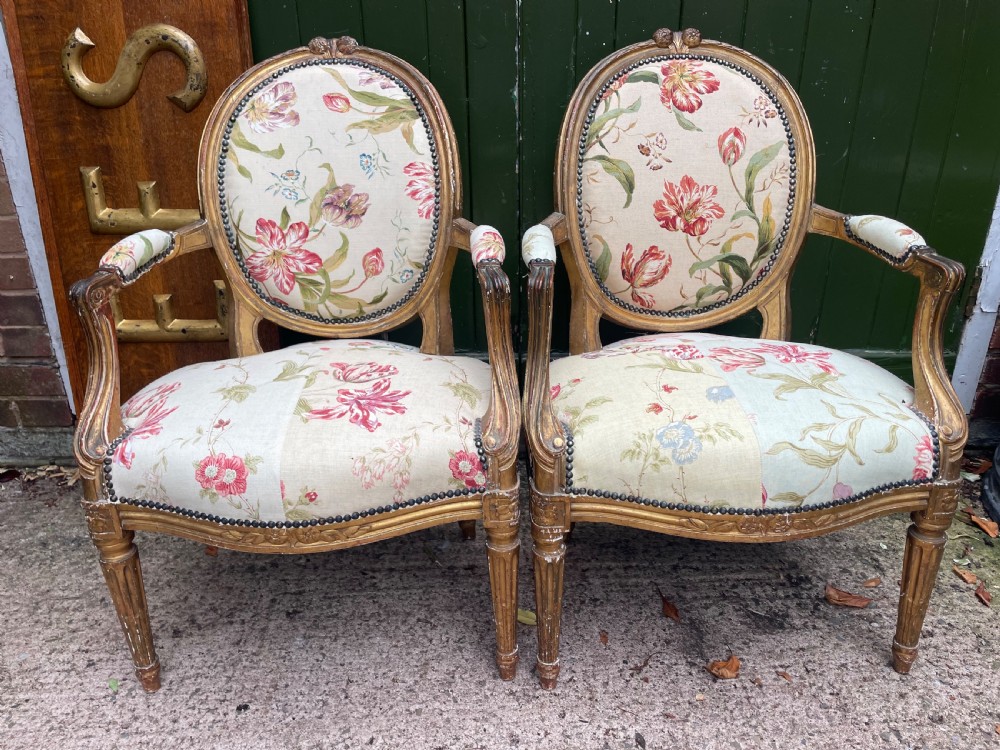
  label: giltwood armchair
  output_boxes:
[522,28,966,688]
[71,36,520,691]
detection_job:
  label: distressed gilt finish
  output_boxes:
[523,29,967,689]
[70,38,521,690]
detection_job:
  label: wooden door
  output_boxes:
[1,0,254,401]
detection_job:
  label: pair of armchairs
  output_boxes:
[72,30,966,692]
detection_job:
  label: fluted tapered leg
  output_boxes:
[892,486,958,674]
[483,490,519,679]
[892,523,945,672]
[530,486,569,689]
[85,503,161,691]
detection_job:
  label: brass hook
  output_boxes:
[61,24,207,112]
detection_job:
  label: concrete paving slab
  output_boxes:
[0,473,997,749]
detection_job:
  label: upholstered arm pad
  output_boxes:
[471,225,506,265]
[843,214,928,264]
[99,229,176,282]
[522,224,557,264]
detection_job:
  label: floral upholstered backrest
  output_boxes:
[200,39,454,332]
[560,31,814,325]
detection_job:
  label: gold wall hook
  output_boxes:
[62,25,208,112]
[111,280,228,342]
[81,166,201,234]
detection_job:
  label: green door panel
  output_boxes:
[247,0,1000,380]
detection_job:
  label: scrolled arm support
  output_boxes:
[809,205,967,471]
[469,227,519,482]
[69,270,124,487]
[521,224,567,490]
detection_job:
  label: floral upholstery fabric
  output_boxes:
[217,62,439,322]
[470,225,506,265]
[99,229,174,280]
[846,215,927,262]
[107,340,492,523]
[578,57,795,315]
[549,333,936,512]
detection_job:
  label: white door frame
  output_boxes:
[953,186,1000,413]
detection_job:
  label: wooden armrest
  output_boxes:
[809,204,967,464]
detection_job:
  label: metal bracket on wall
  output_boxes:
[80,166,201,234]
[111,280,228,342]
[61,24,207,112]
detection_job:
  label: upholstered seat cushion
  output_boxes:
[549,333,937,512]
[106,340,492,524]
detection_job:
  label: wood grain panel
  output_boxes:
[2,0,253,402]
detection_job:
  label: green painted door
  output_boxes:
[247,0,1000,378]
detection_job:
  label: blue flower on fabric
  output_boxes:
[279,169,301,184]
[705,385,735,402]
[656,422,695,449]
[671,437,703,465]
[398,268,414,283]
[280,187,299,200]
[359,153,375,179]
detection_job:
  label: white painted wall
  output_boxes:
[953,186,1000,413]
[0,16,74,409]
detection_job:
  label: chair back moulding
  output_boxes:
[553,28,815,347]
[198,37,463,355]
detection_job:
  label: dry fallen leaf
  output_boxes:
[204,545,219,557]
[975,582,992,607]
[969,514,999,539]
[825,583,873,608]
[862,577,882,588]
[517,608,537,626]
[706,654,741,680]
[963,456,992,475]
[599,629,609,646]
[994,723,1000,736]
[630,653,656,676]
[776,670,793,682]
[0,469,21,483]
[656,586,680,622]
[952,565,978,585]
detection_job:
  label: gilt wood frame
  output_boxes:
[71,37,521,691]
[523,28,967,689]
